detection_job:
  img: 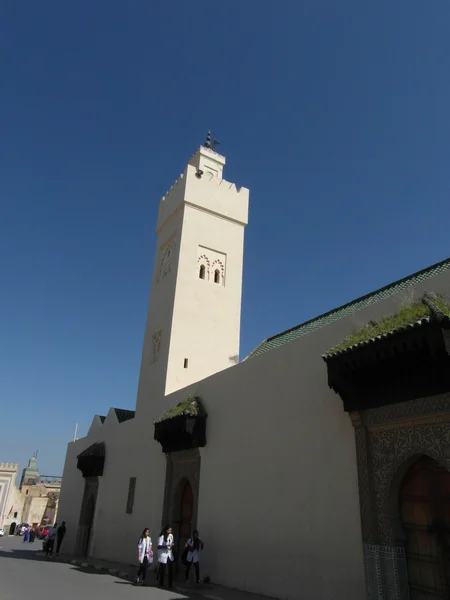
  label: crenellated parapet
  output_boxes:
[160,172,185,204]
[157,145,248,232]
[0,462,19,471]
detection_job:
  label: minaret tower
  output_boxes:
[135,133,249,415]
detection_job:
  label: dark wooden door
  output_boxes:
[400,456,450,599]
[76,477,98,557]
[83,495,96,557]
[178,481,193,557]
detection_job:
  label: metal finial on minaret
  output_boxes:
[204,131,211,148]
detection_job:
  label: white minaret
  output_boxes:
[135,133,249,414]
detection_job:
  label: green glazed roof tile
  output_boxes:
[248,256,450,359]
[113,408,135,423]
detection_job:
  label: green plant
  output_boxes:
[327,294,450,356]
[155,394,206,423]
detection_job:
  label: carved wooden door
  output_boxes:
[400,456,450,599]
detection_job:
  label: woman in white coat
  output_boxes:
[157,524,175,589]
[136,528,153,585]
[184,529,204,584]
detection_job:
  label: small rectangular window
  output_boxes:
[184,358,188,368]
[126,477,136,514]
[13,512,18,518]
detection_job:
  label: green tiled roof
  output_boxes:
[248,257,450,359]
[113,408,135,423]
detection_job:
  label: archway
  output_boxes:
[161,449,200,573]
[400,455,450,599]
[9,522,16,536]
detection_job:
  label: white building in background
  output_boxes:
[58,135,450,600]
[0,463,22,533]
[0,456,61,534]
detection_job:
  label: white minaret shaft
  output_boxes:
[135,135,249,416]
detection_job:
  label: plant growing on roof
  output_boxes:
[326,293,450,356]
[154,394,206,423]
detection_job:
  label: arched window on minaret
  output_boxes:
[199,264,206,280]
[214,269,220,284]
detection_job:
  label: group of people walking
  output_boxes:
[136,525,204,589]
[44,522,67,557]
[22,526,37,543]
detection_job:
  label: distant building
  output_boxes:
[20,455,61,527]
[20,454,40,487]
[1,455,61,532]
[21,482,61,528]
[0,463,22,534]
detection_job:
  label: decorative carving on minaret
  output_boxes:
[197,246,226,286]
[211,259,225,286]
[152,330,162,364]
[197,254,210,280]
[157,244,174,283]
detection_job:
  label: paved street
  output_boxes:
[0,535,273,600]
[0,535,208,600]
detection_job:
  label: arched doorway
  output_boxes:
[178,480,193,558]
[400,456,450,599]
[9,522,16,536]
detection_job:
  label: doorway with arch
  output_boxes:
[161,449,200,574]
[399,456,450,599]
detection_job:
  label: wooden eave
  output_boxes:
[154,414,207,454]
[324,319,450,412]
[76,442,106,478]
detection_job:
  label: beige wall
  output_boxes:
[22,496,49,526]
[165,328,365,599]
[58,414,167,563]
[0,463,20,530]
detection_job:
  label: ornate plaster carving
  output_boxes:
[370,421,450,543]
[350,411,375,542]
[364,392,450,427]
[151,330,162,364]
[353,393,450,544]
[157,243,175,283]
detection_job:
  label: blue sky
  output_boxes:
[2,1,450,477]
